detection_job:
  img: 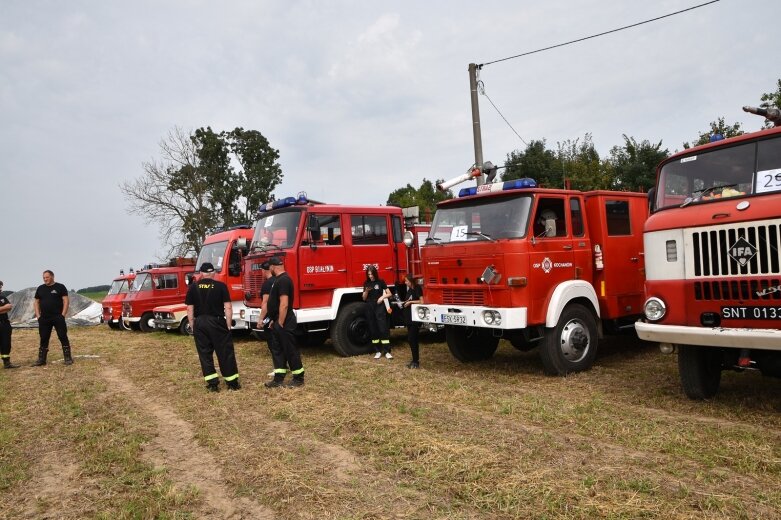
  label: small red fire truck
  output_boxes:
[152,226,254,333]
[121,258,196,331]
[243,195,428,356]
[101,269,136,330]
[635,106,781,399]
[412,178,648,375]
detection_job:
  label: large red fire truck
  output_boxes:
[243,195,428,356]
[101,269,136,330]
[152,226,254,333]
[635,106,781,399]
[412,178,648,375]
[121,258,196,331]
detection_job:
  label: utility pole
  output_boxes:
[468,63,485,186]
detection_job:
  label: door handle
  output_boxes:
[630,257,639,262]
[337,269,347,272]
[384,267,393,270]
[563,245,573,250]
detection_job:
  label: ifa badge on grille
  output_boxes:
[728,237,757,266]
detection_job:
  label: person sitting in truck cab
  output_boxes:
[534,208,559,237]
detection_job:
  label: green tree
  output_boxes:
[502,139,561,187]
[555,134,613,191]
[608,135,669,192]
[683,117,743,149]
[759,78,781,128]
[386,178,452,221]
[121,126,282,256]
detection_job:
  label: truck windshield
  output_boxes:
[655,134,781,211]
[130,273,153,292]
[197,240,228,271]
[250,210,301,251]
[428,194,532,243]
[107,279,130,295]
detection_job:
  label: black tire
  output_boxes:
[129,321,141,331]
[179,317,192,335]
[330,302,372,357]
[509,334,536,352]
[539,304,598,375]
[139,312,156,333]
[678,345,722,399]
[445,325,499,362]
[107,321,120,330]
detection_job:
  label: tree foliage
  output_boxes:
[502,140,560,187]
[386,178,452,222]
[121,126,282,256]
[608,135,669,192]
[683,117,743,149]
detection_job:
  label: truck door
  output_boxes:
[298,213,349,308]
[569,196,593,284]
[346,214,395,287]
[529,197,575,321]
[600,196,646,317]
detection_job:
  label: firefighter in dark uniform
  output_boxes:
[264,256,304,388]
[257,261,278,369]
[363,265,392,359]
[0,280,19,369]
[186,262,240,392]
[33,270,73,366]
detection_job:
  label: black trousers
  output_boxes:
[407,323,420,362]
[365,303,390,347]
[193,315,239,381]
[271,321,303,376]
[0,321,11,356]
[38,314,69,350]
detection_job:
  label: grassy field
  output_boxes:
[0,326,779,519]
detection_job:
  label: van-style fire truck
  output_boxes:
[152,226,254,333]
[243,195,428,356]
[635,106,781,399]
[101,269,136,330]
[121,258,196,331]
[412,178,648,375]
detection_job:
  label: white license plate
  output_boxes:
[441,313,466,324]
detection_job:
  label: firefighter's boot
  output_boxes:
[264,374,285,388]
[31,349,48,367]
[63,346,74,366]
[284,375,305,388]
[2,357,19,369]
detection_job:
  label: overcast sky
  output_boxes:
[1,0,778,291]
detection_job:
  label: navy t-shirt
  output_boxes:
[364,278,388,304]
[35,282,68,317]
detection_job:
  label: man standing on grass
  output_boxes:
[186,262,240,392]
[264,256,304,388]
[33,270,72,366]
[0,280,19,369]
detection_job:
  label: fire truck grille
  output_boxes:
[244,269,263,300]
[442,289,485,306]
[691,222,781,277]
[694,278,781,301]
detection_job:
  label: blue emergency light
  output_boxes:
[257,194,310,215]
[458,178,537,198]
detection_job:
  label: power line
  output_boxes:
[478,79,529,146]
[479,0,720,67]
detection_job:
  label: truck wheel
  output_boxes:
[129,321,141,331]
[678,345,722,399]
[330,302,372,357]
[539,304,597,375]
[446,325,499,362]
[179,317,192,335]
[139,312,156,333]
[107,321,120,330]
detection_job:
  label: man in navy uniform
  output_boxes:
[186,262,240,392]
[0,280,19,369]
[264,256,304,388]
[33,270,72,366]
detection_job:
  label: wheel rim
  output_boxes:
[347,317,369,344]
[559,318,591,363]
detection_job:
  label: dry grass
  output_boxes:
[1,326,780,519]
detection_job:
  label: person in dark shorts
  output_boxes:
[264,256,304,388]
[186,263,240,392]
[0,280,19,369]
[33,270,72,366]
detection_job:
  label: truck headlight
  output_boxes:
[482,310,501,325]
[643,297,666,321]
[416,306,430,321]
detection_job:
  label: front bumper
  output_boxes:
[635,321,781,351]
[411,303,527,329]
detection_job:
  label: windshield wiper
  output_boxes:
[681,183,738,207]
[464,231,496,242]
[424,237,443,246]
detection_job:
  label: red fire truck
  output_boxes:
[101,269,136,330]
[152,226,254,333]
[412,178,648,375]
[121,258,196,331]
[635,106,781,399]
[243,195,428,356]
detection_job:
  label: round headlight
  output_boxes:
[643,297,666,321]
[482,310,494,324]
[416,307,429,320]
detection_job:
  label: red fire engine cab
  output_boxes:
[121,258,196,331]
[636,106,781,399]
[243,195,427,356]
[101,269,136,330]
[412,178,648,375]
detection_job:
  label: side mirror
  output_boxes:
[185,273,194,285]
